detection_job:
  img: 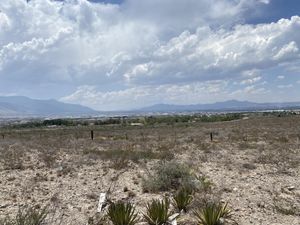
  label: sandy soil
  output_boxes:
[0,116,299,225]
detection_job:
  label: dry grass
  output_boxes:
[0,114,299,224]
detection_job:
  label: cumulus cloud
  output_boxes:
[125,16,300,85]
[278,84,293,89]
[241,76,262,85]
[0,0,300,109]
[61,81,230,110]
[122,0,266,35]
[0,11,10,29]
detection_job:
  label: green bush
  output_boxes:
[172,186,194,212]
[142,161,198,192]
[143,198,171,225]
[107,201,139,225]
[194,202,230,225]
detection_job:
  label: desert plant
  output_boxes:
[87,214,109,225]
[172,186,194,212]
[194,202,230,225]
[107,201,139,225]
[1,147,24,170]
[143,198,172,225]
[142,161,198,192]
[2,205,48,225]
[194,175,213,193]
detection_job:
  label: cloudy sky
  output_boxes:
[0,0,300,110]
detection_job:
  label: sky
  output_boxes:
[0,0,300,110]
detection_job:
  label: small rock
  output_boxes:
[257,201,265,208]
[0,204,9,209]
[287,186,295,191]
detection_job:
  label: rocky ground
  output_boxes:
[0,115,299,225]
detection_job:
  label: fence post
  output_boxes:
[91,130,94,140]
[210,132,213,142]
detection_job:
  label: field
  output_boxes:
[0,114,299,225]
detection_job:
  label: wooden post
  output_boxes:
[91,130,94,140]
[210,132,213,142]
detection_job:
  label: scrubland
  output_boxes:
[0,114,299,225]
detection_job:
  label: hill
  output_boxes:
[138,100,300,112]
[0,96,97,117]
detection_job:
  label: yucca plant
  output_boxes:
[172,186,194,212]
[107,201,139,225]
[143,198,172,225]
[194,202,230,225]
[2,205,49,225]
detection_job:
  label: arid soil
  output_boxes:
[0,115,299,225]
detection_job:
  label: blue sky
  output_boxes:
[0,0,300,110]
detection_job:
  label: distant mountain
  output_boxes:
[0,96,98,117]
[138,100,300,112]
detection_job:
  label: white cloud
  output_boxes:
[278,84,293,89]
[0,11,10,30]
[0,0,300,109]
[122,0,266,35]
[241,76,262,85]
[273,41,299,60]
[229,85,269,101]
[277,75,285,79]
[259,0,270,4]
[125,16,300,85]
[61,81,229,110]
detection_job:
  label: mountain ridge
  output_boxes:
[137,100,300,112]
[1,96,300,118]
[0,96,97,117]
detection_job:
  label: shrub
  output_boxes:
[172,186,194,212]
[142,161,198,192]
[107,201,139,225]
[2,205,48,225]
[83,149,174,170]
[194,202,230,225]
[87,214,109,225]
[1,147,24,170]
[195,175,213,193]
[143,198,171,225]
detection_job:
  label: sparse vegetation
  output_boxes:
[107,201,139,225]
[143,198,171,225]
[194,202,231,225]
[142,161,199,192]
[1,205,49,225]
[172,186,194,212]
[0,114,299,224]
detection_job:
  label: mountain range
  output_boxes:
[0,96,97,117]
[138,100,300,112]
[1,96,300,118]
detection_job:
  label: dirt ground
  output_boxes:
[0,115,299,225]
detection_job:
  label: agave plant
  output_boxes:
[107,201,139,225]
[2,205,49,225]
[194,202,230,225]
[172,186,194,212]
[143,198,172,225]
